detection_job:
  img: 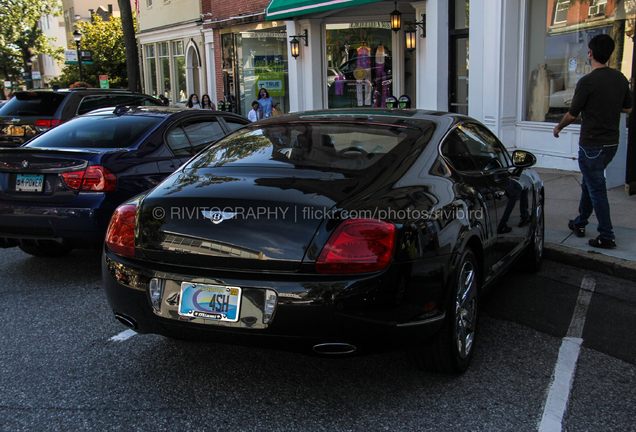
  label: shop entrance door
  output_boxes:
[449,0,469,115]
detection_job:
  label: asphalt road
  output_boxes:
[0,247,634,431]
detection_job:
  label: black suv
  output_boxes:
[0,88,164,147]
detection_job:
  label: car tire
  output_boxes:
[18,240,74,257]
[410,248,479,374]
[519,192,544,273]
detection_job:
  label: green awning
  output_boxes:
[266,0,385,21]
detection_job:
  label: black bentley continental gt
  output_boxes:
[102,109,544,374]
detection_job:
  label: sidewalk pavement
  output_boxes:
[537,168,636,282]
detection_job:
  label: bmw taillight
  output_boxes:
[316,219,396,274]
[62,166,117,191]
[34,119,64,128]
[105,204,137,257]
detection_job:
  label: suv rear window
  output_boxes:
[0,92,66,116]
[26,115,162,149]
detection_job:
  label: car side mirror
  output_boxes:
[512,150,537,168]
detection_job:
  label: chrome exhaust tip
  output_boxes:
[313,343,357,355]
[114,313,137,329]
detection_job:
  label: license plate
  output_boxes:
[10,126,24,136]
[16,174,44,192]
[178,283,242,322]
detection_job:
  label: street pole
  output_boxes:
[76,41,83,82]
[73,30,83,83]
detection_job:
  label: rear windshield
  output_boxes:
[26,115,162,149]
[188,122,428,172]
[0,92,66,117]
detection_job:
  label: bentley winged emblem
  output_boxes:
[201,210,237,224]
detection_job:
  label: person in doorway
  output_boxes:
[257,88,278,119]
[553,34,632,249]
[201,94,216,110]
[186,94,201,109]
[248,101,260,122]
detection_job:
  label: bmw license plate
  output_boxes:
[178,283,242,322]
[15,174,44,192]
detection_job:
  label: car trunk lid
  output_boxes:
[0,148,100,204]
[137,167,367,271]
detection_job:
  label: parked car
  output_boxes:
[102,108,544,374]
[0,88,164,148]
[0,106,249,257]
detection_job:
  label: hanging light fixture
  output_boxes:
[405,25,417,51]
[390,2,402,32]
[404,14,426,51]
[288,29,308,59]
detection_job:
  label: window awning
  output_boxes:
[266,0,385,21]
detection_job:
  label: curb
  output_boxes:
[545,243,636,283]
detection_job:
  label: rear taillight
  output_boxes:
[62,166,117,191]
[34,119,64,127]
[316,219,396,274]
[105,204,137,257]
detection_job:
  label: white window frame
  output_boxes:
[553,0,569,25]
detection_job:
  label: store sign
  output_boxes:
[65,49,78,65]
[243,32,287,39]
[254,55,285,97]
[99,75,109,89]
[350,22,391,29]
[31,71,41,81]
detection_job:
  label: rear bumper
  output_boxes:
[102,248,450,353]
[0,193,113,248]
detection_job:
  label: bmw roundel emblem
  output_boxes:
[21,160,29,169]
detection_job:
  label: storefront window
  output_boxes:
[172,41,186,104]
[145,45,157,97]
[158,42,171,100]
[221,33,236,111]
[525,0,634,123]
[326,23,393,108]
[235,29,289,117]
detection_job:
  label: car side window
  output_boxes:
[77,96,112,115]
[182,119,225,152]
[166,126,193,156]
[440,130,477,171]
[456,123,510,171]
[224,119,247,132]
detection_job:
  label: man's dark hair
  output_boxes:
[589,34,615,65]
[252,100,259,107]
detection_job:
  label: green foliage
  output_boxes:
[0,0,63,87]
[55,15,132,89]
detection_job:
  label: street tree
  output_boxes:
[0,0,63,92]
[55,15,132,88]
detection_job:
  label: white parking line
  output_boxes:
[539,276,596,432]
[109,329,137,342]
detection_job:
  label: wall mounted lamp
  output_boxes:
[404,14,426,51]
[390,2,402,33]
[289,29,308,59]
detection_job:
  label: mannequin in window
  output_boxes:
[357,42,372,105]
[373,42,391,107]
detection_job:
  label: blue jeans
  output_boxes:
[574,145,618,240]
[498,178,530,228]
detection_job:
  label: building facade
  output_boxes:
[137,0,635,175]
[137,0,206,105]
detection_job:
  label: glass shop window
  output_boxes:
[524,0,633,123]
[326,23,393,108]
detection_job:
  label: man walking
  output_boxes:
[553,34,632,249]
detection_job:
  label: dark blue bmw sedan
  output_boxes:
[0,106,249,256]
